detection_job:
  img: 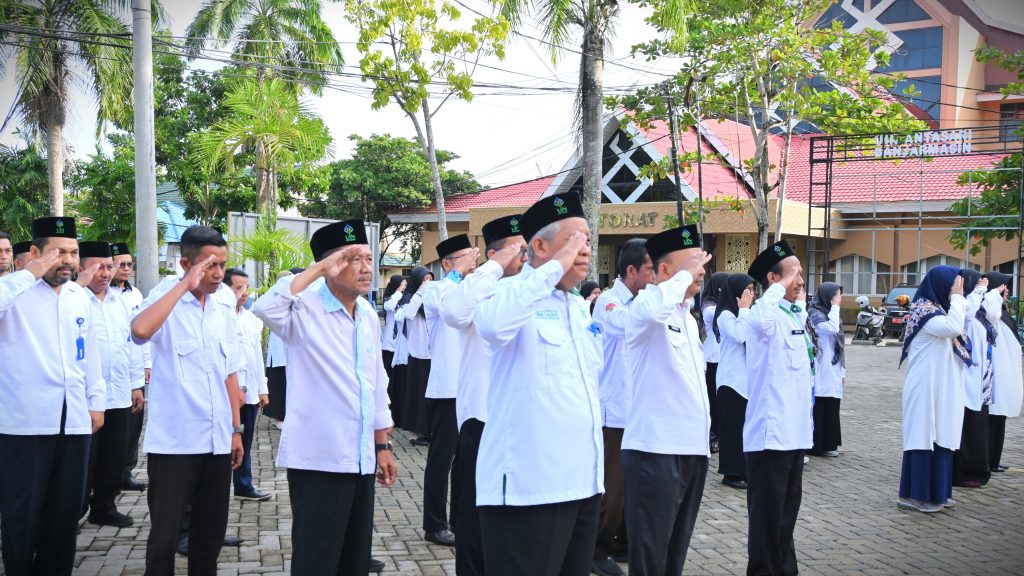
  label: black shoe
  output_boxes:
[410,436,431,447]
[723,477,749,490]
[176,535,189,556]
[424,529,456,547]
[991,464,1009,472]
[369,558,385,573]
[592,555,624,576]
[223,535,243,546]
[235,489,272,501]
[88,510,135,528]
[122,478,147,491]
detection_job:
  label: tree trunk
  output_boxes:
[421,98,448,241]
[773,123,795,244]
[255,139,272,218]
[580,22,605,283]
[45,117,65,216]
[756,192,770,252]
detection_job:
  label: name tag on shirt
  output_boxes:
[667,325,681,333]
[536,309,560,321]
[791,329,805,335]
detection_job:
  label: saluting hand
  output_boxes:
[490,241,524,273]
[978,277,989,290]
[950,276,964,298]
[25,249,61,280]
[831,291,843,307]
[182,254,218,292]
[683,251,713,283]
[553,232,588,274]
[377,451,398,487]
[76,262,101,287]
[778,265,803,291]
[452,248,481,276]
[322,245,363,278]
[738,287,755,309]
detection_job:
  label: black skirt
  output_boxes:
[810,396,841,455]
[706,363,719,438]
[717,385,747,479]
[386,353,406,429]
[403,356,431,437]
[953,406,990,485]
[264,366,287,421]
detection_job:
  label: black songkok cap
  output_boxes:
[110,242,130,257]
[436,234,473,259]
[32,216,77,240]
[748,240,797,287]
[12,241,31,257]
[519,192,585,241]
[310,219,368,261]
[79,241,112,259]
[482,214,524,245]
[644,225,702,263]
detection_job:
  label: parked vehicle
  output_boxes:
[881,284,918,339]
[854,295,885,344]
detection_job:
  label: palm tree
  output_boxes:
[0,141,50,238]
[191,77,334,220]
[497,0,689,279]
[0,0,139,216]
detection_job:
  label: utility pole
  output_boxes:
[132,0,158,294]
[665,89,685,228]
[692,79,705,241]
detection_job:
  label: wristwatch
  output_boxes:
[233,424,245,435]
[375,442,393,453]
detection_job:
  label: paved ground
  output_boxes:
[27,345,1024,574]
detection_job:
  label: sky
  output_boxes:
[0,0,682,188]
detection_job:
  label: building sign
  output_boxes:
[599,211,661,229]
[874,129,972,159]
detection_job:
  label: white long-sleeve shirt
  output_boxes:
[990,314,1024,418]
[962,287,1001,411]
[440,260,504,428]
[236,308,269,405]
[396,294,431,359]
[742,283,814,452]
[811,304,845,399]
[623,271,710,456]
[88,287,146,410]
[474,260,604,506]
[253,276,393,474]
[592,279,635,429]
[382,290,402,352]
[134,276,242,455]
[0,270,106,435]
[702,305,721,363]
[716,309,751,398]
[423,275,461,399]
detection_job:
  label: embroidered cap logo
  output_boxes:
[509,218,520,233]
[55,219,65,235]
[343,224,357,243]
[775,245,786,257]
[111,245,120,256]
[682,228,693,246]
[554,197,568,216]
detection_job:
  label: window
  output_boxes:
[901,255,978,283]
[816,3,856,29]
[1001,103,1024,142]
[881,27,943,72]
[877,0,931,24]
[891,76,941,120]
[828,255,892,295]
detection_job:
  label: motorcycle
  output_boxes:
[854,295,885,344]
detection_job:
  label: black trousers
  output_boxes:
[622,450,708,576]
[456,418,485,576]
[809,397,841,455]
[288,468,375,576]
[146,453,231,576]
[706,362,719,438]
[389,362,407,429]
[403,357,431,437]
[0,432,90,576]
[717,386,747,480]
[87,406,131,515]
[123,388,145,482]
[233,403,259,494]
[479,494,601,576]
[423,398,459,532]
[954,406,991,485]
[595,427,625,558]
[746,450,804,576]
[265,366,287,421]
[990,414,1007,468]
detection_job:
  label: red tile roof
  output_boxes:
[396,175,554,215]
[643,118,759,200]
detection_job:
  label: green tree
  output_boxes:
[616,0,925,251]
[498,0,690,280]
[300,133,480,255]
[71,133,138,243]
[191,77,334,221]
[344,0,508,240]
[0,0,151,216]
[0,140,50,239]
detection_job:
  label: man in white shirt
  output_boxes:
[440,214,526,576]
[0,217,105,576]
[77,242,146,529]
[131,225,245,576]
[225,267,271,501]
[252,219,398,575]
[12,240,32,271]
[622,226,712,576]
[474,192,604,576]
[110,241,149,492]
[589,238,654,576]
[420,234,478,547]
[743,241,812,576]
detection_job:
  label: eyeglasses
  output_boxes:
[118,262,135,269]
